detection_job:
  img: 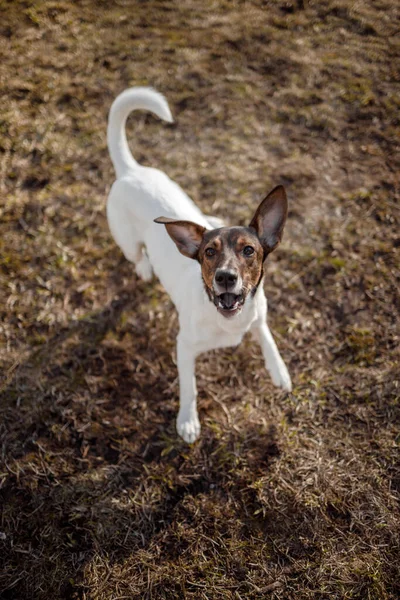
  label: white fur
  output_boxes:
[107,87,292,443]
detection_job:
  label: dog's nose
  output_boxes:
[215,269,238,290]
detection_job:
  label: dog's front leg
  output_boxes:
[176,333,200,443]
[252,320,292,392]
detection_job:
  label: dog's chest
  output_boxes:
[191,304,258,355]
[192,325,245,354]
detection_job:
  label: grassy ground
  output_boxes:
[1,1,399,598]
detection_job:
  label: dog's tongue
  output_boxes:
[221,293,237,309]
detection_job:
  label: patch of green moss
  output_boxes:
[345,327,376,367]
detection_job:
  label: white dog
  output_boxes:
[107,87,292,443]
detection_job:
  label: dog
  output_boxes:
[106,87,292,443]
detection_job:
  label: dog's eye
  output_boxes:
[243,246,255,256]
[205,248,216,257]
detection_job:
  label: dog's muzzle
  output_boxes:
[212,269,244,317]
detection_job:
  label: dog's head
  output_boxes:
[155,185,287,318]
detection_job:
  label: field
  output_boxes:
[0,1,399,598]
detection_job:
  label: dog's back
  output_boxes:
[106,87,210,307]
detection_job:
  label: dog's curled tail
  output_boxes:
[107,87,173,178]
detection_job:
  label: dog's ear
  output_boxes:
[249,185,288,256]
[154,217,206,259]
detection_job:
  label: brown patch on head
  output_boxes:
[198,227,264,298]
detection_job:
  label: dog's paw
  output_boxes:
[177,412,201,444]
[269,361,292,392]
[136,256,153,282]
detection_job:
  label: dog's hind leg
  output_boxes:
[122,240,153,282]
[135,246,153,282]
[107,200,153,282]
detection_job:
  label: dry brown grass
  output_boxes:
[0,0,399,598]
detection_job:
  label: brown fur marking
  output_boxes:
[198,227,264,298]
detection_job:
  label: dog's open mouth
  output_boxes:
[215,292,244,317]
